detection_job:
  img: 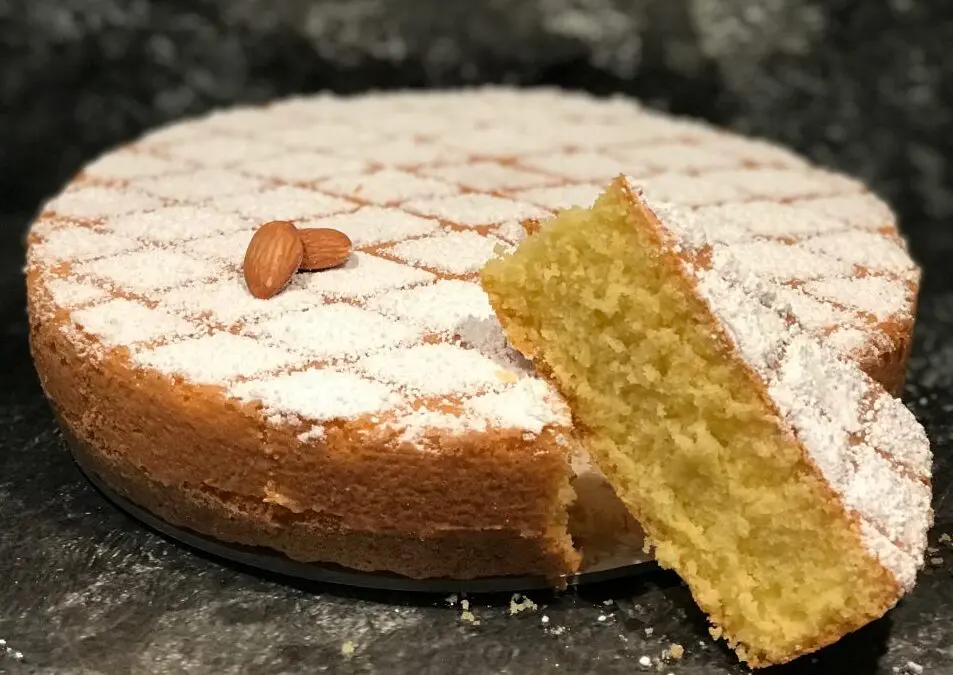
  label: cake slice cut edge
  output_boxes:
[479,176,933,667]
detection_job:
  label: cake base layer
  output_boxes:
[65,425,574,583]
[29,306,580,582]
[68,428,654,591]
[481,181,903,666]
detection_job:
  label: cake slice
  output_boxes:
[480,176,933,666]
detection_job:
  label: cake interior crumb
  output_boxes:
[480,180,893,665]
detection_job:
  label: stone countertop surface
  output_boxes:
[1,204,953,675]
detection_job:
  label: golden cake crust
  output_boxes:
[29,283,579,579]
[25,87,922,582]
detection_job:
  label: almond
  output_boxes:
[243,220,304,299]
[299,228,352,271]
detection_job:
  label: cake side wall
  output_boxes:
[25,275,581,580]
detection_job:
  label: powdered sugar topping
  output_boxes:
[630,175,915,363]
[29,88,915,457]
[230,370,403,422]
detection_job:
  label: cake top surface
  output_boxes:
[619,177,930,592]
[26,86,916,446]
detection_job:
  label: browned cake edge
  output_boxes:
[28,272,581,581]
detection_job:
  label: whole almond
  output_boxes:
[299,228,352,271]
[243,220,304,299]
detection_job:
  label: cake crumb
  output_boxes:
[603,599,614,606]
[668,643,684,660]
[644,627,654,636]
[341,641,355,657]
[597,614,607,622]
[929,556,944,566]
[509,593,538,615]
[939,533,951,545]
[541,615,550,624]
[638,655,652,667]
[496,369,519,384]
[459,599,480,626]
[903,661,924,675]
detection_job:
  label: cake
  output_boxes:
[25,87,921,584]
[480,176,932,666]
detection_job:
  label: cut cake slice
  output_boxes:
[480,176,933,666]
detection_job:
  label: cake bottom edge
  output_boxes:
[61,419,582,583]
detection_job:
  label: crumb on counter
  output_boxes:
[459,598,481,626]
[509,593,538,615]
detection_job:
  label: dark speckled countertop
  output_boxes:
[3,1,953,672]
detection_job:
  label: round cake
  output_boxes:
[25,87,920,581]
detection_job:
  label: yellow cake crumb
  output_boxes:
[460,599,481,626]
[481,178,900,668]
[496,370,519,385]
[341,641,355,656]
[509,594,538,615]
